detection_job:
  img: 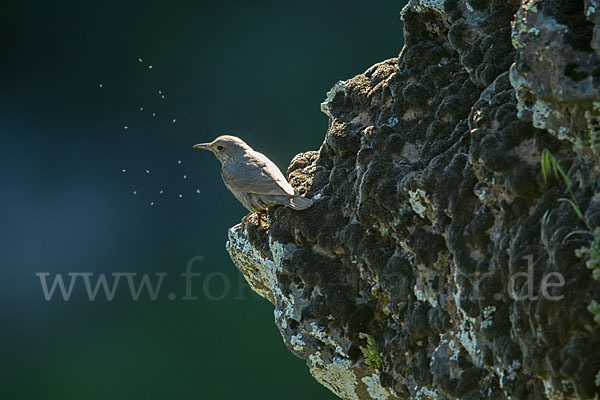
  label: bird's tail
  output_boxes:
[275,195,313,210]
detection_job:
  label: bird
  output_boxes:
[193,135,313,213]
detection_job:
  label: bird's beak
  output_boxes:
[193,143,211,151]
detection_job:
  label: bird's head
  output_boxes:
[193,135,250,164]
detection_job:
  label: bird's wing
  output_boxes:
[221,151,295,196]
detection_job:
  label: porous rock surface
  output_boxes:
[226,0,600,398]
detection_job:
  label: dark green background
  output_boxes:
[1,1,404,398]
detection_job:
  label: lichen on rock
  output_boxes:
[226,0,600,398]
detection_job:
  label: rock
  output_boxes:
[226,0,600,398]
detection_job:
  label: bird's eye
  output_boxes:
[217,145,224,151]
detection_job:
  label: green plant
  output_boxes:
[576,228,600,278]
[585,102,600,155]
[589,301,600,324]
[359,333,383,369]
[540,149,585,221]
[575,228,600,323]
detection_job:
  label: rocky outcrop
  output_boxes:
[226,0,600,398]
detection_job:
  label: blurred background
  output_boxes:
[1,0,405,398]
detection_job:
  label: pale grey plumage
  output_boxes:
[193,135,312,213]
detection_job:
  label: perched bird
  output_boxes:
[193,135,312,213]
